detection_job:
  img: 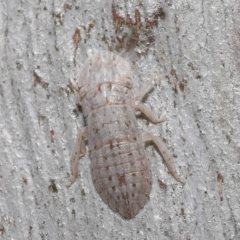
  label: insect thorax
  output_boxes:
[80,83,134,117]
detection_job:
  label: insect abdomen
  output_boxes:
[87,104,152,218]
[90,137,152,218]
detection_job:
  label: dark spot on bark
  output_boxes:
[48,179,58,193]
[108,83,112,90]
[81,189,86,196]
[109,140,114,149]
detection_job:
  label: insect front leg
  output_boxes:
[135,78,154,102]
[66,126,87,188]
[134,80,165,123]
[143,133,186,185]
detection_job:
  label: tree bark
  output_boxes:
[0,0,239,239]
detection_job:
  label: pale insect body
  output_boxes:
[67,51,186,219]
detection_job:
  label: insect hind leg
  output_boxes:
[143,133,186,185]
[66,127,87,188]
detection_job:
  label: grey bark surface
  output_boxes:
[0,0,240,239]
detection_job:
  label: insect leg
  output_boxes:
[143,133,186,185]
[66,127,87,188]
[134,79,164,123]
[135,78,153,101]
[135,103,165,123]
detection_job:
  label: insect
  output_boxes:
[67,51,186,218]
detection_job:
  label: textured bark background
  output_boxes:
[0,0,240,239]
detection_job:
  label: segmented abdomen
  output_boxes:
[88,104,152,218]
